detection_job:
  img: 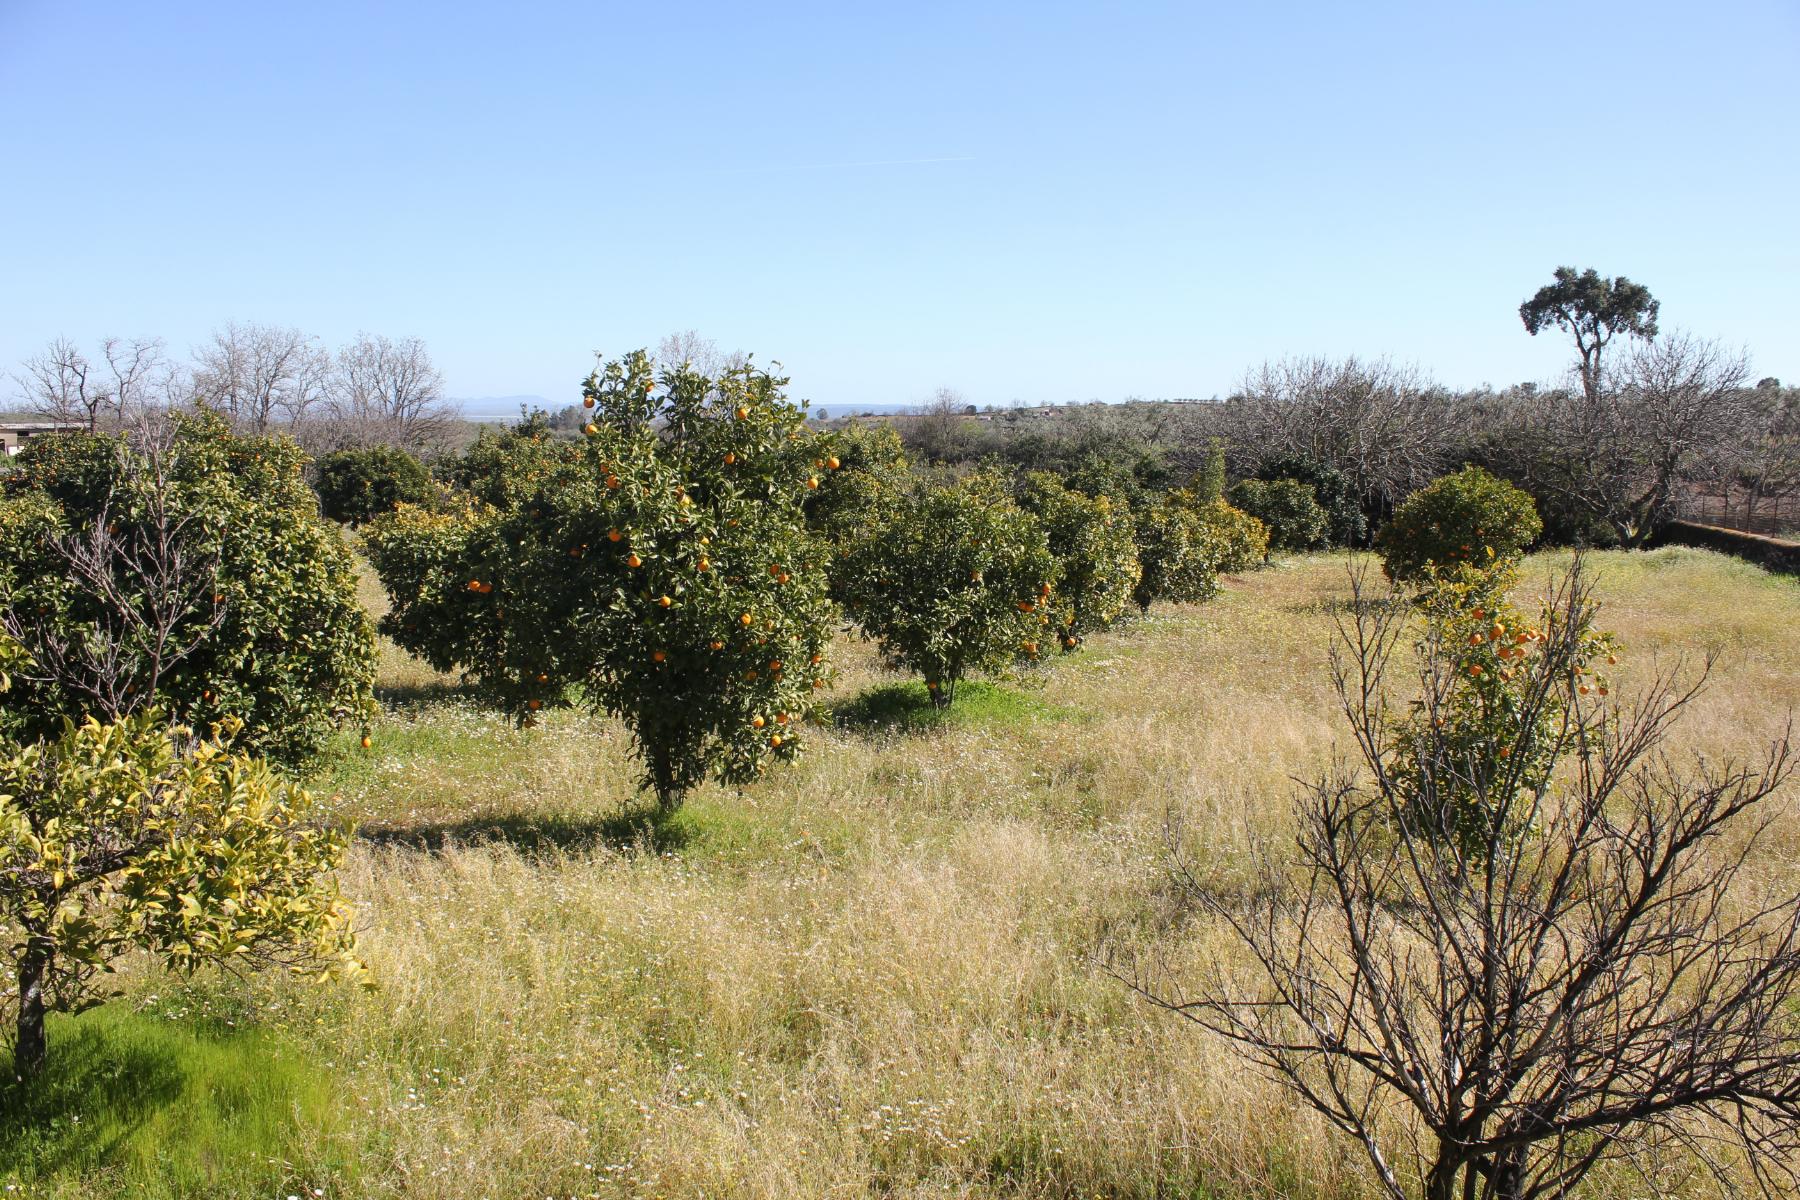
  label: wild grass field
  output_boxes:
[5,547,1797,1200]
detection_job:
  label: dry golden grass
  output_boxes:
[78,548,1800,1198]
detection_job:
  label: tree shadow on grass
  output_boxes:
[827,679,1069,738]
[358,801,690,856]
[373,678,477,712]
[0,1015,184,1181]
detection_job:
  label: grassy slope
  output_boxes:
[5,547,1796,1199]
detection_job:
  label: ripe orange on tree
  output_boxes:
[366,350,835,810]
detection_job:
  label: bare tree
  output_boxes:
[13,336,171,432]
[656,329,745,377]
[327,333,456,452]
[1501,333,1755,544]
[1234,357,1460,522]
[191,322,329,434]
[1,428,226,720]
[1128,561,1800,1200]
[14,337,97,428]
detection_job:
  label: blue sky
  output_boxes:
[2,1,1794,410]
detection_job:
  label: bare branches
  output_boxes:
[12,336,172,432]
[325,332,457,454]
[1234,357,1459,522]
[1,432,226,722]
[191,321,330,434]
[1129,559,1800,1200]
[1497,332,1758,546]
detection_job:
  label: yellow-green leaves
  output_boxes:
[0,711,366,1067]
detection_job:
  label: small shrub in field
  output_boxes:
[0,413,377,767]
[1191,498,1270,573]
[314,445,433,525]
[365,352,836,808]
[837,473,1059,706]
[1376,465,1542,583]
[1390,561,1618,858]
[1227,478,1330,553]
[0,707,364,1075]
[1254,453,1367,547]
[1130,503,1222,611]
[1016,472,1139,651]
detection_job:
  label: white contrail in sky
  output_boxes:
[718,154,975,176]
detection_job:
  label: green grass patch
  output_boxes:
[0,1005,354,1199]
[828,679,1081,735]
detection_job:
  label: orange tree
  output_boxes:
[1130,501,1222,611]
[0,412,377,767]
[1186,494,1270,573]
[836,471,1058,706]
[364,352,836,810]
[0,707,365,1076]
[1376,465,1542,584]
[1387,559,1618,858]
[1016,471,1139,652]
[805,421,911,557]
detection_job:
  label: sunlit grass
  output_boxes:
[0,1007,354,1199]
[14,546,1797,1198]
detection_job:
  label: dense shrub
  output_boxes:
[314,445,433,525]
[1062,452,1156,509]
[1017,472,1140,650]
[1192,437,1226,502]
[806,421,911,551]
[443,412,581,510]
[1254,453,1367,546]
[1192,498,1270,573]
[1131,503,1222,611]
[0,708,364,1074]
[365,352,837,808]
[837,473,1058,705]
[1227,477,1330,553]
[0,414,378,766]
[1376,465,1543,583]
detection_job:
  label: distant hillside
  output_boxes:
[449,395,555,421]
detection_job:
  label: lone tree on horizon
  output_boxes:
[1519,266,1660,400]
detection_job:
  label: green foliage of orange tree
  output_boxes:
[1389,561,1618,858]
[0,413,378,767]
[837,472,1059,706]
[364,352,837,809]
[1376,465,1543,584]
[805,421,911,552]
[1016,472,1139,652]
[0,697,365,1076]
[1130,502,1223,612]
[1226,477,1330,554]
[1190,497,1270,573]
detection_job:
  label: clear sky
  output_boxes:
[2,1,1795,411]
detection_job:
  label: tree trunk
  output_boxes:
[648,744,681,814]
[15,939,50,1077]
[1424,1147,1467,1200]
